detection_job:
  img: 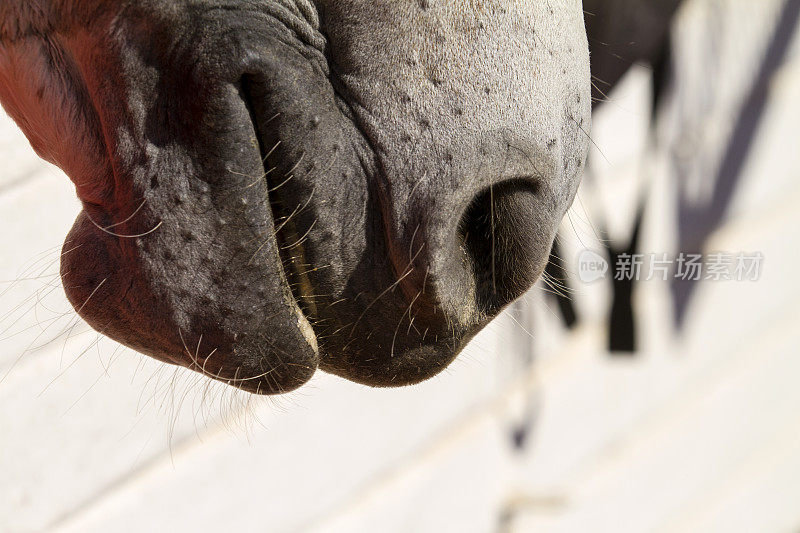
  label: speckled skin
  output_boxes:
[0,1,590,393]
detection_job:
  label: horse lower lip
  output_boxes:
[234,75,312,313]
[270,202,318,322]
[232,78,320,359]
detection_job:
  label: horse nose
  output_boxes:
[396,175,562,331]
[456,179,555,313]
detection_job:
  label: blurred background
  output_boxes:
[1,0,799,531]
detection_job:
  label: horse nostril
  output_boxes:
[457,179,550,314]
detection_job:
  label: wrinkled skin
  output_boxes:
[0,1,590,394]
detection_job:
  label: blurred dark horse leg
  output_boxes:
[547,1,683,352]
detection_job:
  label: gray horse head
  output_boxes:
[0,1,590,394]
